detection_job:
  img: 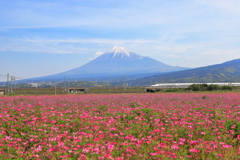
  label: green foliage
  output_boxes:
[112,150,122,157]
[202,95,208,99]
[221,85,235,90]
[155,88,163,92]
[98,105,108,112]
[207,84,221,91]
[7,93,15,96]
[225,120,240,138]
[164,88,184,92]
[186,84,208,91]
[126,115,135,121]
[130,102,141,108]
[186,84,236,91]
[140,108,154,115]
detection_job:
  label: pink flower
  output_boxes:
[83,148,90,153]
[121,142,128,146]
[79,154,86,158]
[189,140,198,145]
[188,134,193,138]
[107,144,114,150]
[150,152,157,156]
[33,145,42,152]
[93,147,100,154]
[5,136,12,141]
[51,120,57,124]
[158,143,167,148]
[73,147,78,151]
[94,137,100,142]
[48,147,55,152]
[179,138,186,142]
[137,140,143,145]
[189,148,200,153]
[58,141,64,146]
[171,144,180,150]
[104,154,112,158]
[111,127,117,131]
[218,154,224,157]
[179,142,184,145]
[237,135,240,140]
[222,144,232,148]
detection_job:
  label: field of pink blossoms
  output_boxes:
[0,93,240,159]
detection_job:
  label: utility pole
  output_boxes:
[10,76,13,93]
[64,76,66,92]
[54,81,56,95]
[6,73,9,95]
[14,77,16,89]
[122,76,126,90]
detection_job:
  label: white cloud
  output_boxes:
[1,35,239,66]
[165,54,181,58]
[0,37,87,54]
[195,0,240,14]
[201,49,239,56]
[153,44,199,54]
[89,51,104,60]
[0,37,165,54]
[23,38,128,44]
[0,0,192,29]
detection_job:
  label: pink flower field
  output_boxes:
[0,93,239,159]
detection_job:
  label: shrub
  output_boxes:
[185,84,234,91]
[221,85,235,90]
[207,84,221,91]
[185,84,208,91]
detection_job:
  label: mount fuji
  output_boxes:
[34,46,189,81]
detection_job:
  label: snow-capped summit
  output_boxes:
[105,46,143,59]
[106,46,131,55]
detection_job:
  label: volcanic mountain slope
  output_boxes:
[34,46,189,81]
[62,46,188,75]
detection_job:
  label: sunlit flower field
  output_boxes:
[0,93,239,159]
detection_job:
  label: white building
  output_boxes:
[28,83,40,87]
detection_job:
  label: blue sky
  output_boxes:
[1,0,240,81]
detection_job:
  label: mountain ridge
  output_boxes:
[130,58,240,86]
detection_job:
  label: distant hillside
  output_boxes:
[130,58,240,86]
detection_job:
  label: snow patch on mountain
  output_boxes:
[107,46,130,55]
[105,46,144,59]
